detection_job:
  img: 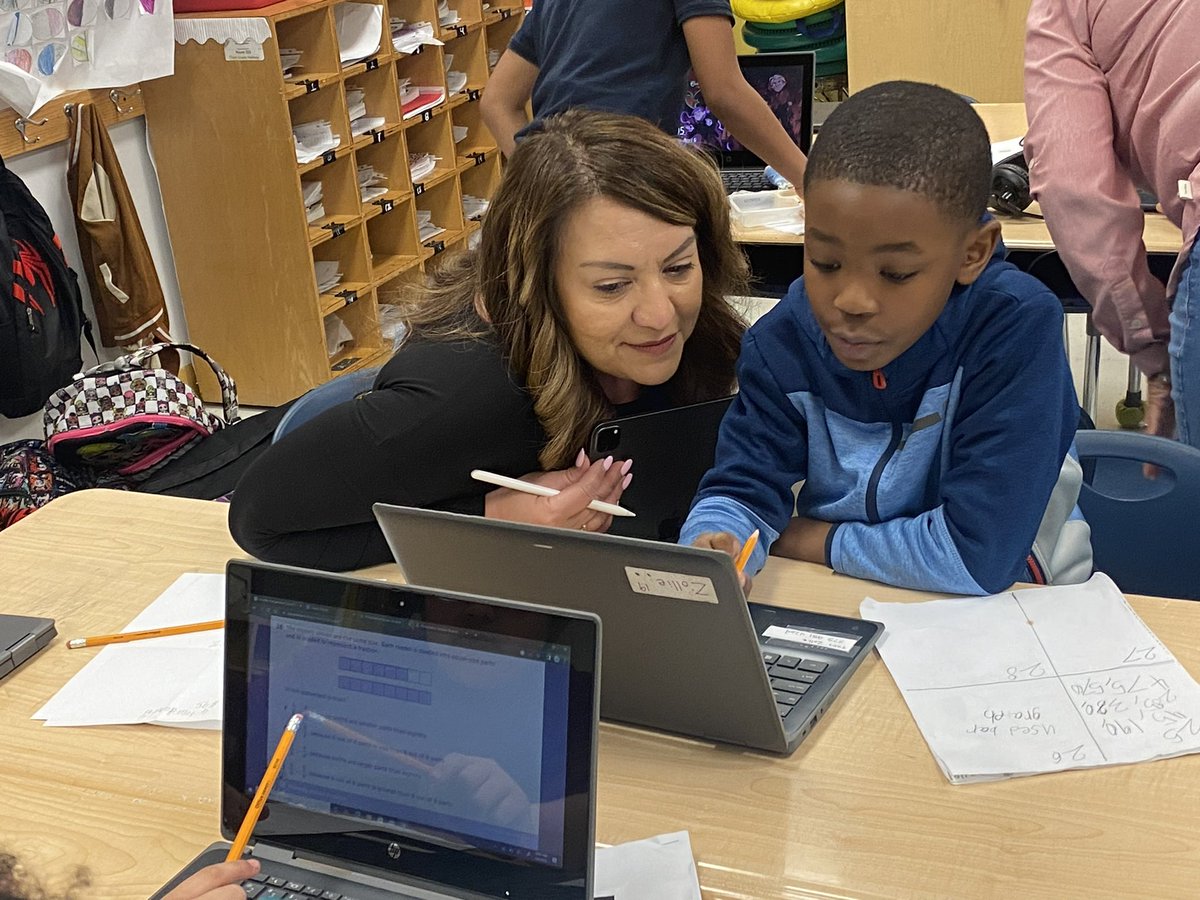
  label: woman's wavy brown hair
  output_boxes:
[402,108,749,469]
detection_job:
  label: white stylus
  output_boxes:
[470,469,636,518]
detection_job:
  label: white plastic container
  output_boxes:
[729,189,804,229]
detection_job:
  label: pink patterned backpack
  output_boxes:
[43,341,239,478]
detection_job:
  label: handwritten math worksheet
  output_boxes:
[862,574,1200,783]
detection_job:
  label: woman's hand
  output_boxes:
[691,531,754,595]
[164,859,260,900]
[484,450,633,533]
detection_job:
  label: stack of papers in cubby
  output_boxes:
[301,180,325,223]
[462,194,489,221]
[314,260,343,294]
[452,124,469,143]
[487,48,501,68]
[334,2,383,64]
[446,70,468,94]
[437,0,459,26]
[400,84,446,119]
[417,209,445,242]
[279,48,303,74]
[293,120,341,164]
[409,152,439,182]
[346,87,387,135]
[357,165,389,202]
[325,314,354,357]
[391,20,443,54]
[378,304,409,351]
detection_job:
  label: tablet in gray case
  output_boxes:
[0,614,56,680]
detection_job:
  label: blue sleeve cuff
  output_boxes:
[679,497,779,575]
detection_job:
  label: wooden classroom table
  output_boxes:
[735,104,1185,256]
[2,490,1199,898]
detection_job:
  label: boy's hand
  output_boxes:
[164,859,260,899]
[772,518,833,566]
[691,531,754,595]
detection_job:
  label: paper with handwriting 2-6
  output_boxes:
[861,573,1200,783]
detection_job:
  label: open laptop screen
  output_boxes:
[223,562,599,898]
[677,51,815,166]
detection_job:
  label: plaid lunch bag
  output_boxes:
[43,341,239,478]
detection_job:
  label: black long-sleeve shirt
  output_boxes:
[229,337,546,571]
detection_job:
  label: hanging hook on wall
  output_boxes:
[109,87,142,115]
[13,115,48,145]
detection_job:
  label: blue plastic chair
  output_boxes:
[1075,430,1200,600]
[272,367,380,443]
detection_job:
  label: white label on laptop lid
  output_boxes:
[625,567,717,603]
[763,625,859,653]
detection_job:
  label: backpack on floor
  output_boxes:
[0,155,95,418]
[0,439,94,531]
[43,341,239,479]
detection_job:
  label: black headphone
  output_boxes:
[989,151,1044,219]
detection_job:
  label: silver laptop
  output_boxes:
[375,506,882,755]
[154,561,601,900]
[678,51,815,193]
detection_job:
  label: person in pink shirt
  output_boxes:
[1023,0,1200,445]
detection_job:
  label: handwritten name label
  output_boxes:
[624,567,717,604]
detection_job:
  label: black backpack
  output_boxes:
[0,155,94,418]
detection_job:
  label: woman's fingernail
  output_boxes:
[575,449,587,467]
[620,458,633,476]
[603,456,614,471]
[622,473,633,489]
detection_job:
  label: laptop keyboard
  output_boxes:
[241,870,420,900]
[762,652,827,720]
[722,170,774,193]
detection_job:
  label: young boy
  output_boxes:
[680,81,1093,595]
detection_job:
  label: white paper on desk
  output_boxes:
[593,831,701,900]
[33,573,224,730]
[862,573,1200,783]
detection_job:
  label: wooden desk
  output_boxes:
[3,490,1199,898]
[737,104,1185,255]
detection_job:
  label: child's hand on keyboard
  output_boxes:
[164,858,261,900]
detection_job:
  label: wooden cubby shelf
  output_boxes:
[144,0,521,405]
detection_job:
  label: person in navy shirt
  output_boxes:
[481,0,807,190]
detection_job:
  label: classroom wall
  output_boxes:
[1,117,187,444]
[846,0,1032,103]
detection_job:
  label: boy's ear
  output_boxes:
[955,219,1002,285]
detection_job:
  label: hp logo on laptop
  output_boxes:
[387,843,403,859]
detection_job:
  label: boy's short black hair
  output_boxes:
[804,81,992,223]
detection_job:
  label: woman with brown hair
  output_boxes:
[230,109,748,571]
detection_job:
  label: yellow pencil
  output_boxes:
[226,713,304,862]
[66,619,224,649]
[733,530,760,574]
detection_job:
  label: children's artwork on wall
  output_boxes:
[0,0,172,114]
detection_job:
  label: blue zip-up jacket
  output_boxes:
[681,245,1084,595]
